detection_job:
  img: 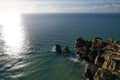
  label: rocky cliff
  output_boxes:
[75,36,120,80]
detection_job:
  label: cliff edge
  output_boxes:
[75,36,120,80]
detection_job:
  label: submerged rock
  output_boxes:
[75,36,120,80]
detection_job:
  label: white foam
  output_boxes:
[81,60,87,64]
[86,78,89,80]
[52,46,56,52]
[85,63,89,69]
[69,57,79,63]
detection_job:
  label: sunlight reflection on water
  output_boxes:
[0,13,28,57]
[0,13,30,79]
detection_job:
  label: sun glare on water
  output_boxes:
[0,12,26,56]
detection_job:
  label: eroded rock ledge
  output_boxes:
[75,36,120,80]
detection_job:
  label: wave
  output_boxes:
[52,46,56,52]
[69,57,80,63]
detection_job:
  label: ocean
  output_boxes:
[0,13,120,80]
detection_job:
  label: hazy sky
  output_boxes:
[0,0,120,13]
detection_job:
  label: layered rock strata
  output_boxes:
[75,36,120,80]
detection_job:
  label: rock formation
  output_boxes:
[55,44,62,53]
[55,44,71,53]
[64,46,70,53]
[75,36,120,80]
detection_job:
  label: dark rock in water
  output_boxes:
[75,36,120,80]
[64,46,70,53]
[55,44,62,53]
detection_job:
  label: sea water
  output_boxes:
[0,13,120,80]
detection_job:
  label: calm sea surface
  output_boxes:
[0,13,120,80]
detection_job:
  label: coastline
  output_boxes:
[75,36,120,80]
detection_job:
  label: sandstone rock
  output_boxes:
[75,36,86,48]
[110,58,120,71]
[77,48,89,61]
[91,37,105,49]
[107,38,114,44]
[104,53,113,61]
[102,61,109,69]
[108,60,116,71]
[103,53,120,71]
[75,36,120,80]
[84,64,98,80]
[94,69,115,80]
[94,55,104,67]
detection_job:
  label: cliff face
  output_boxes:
[75,37,120,80]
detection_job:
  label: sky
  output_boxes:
[0,0,120,13]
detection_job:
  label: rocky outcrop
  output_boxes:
[55,44,62,53]
[55,44,70,53]
[75,36,120,80]
[64,46,70,53]
[94,68,115,80]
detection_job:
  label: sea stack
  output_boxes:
[75,36,120,80]
[64,46,70,53]
[55,44,62,53]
